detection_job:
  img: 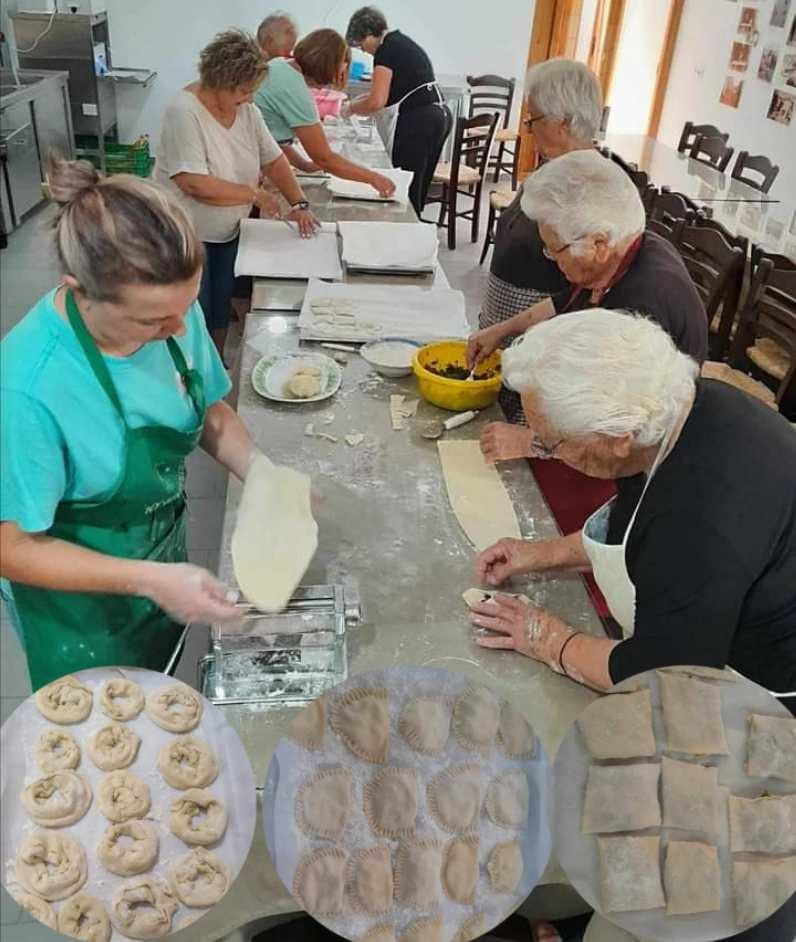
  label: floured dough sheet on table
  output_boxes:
[338,221,439,273]
[0,667,256,942]
[298,277,469,343]
[553,669,796,942]
[234,219,342,280]
[263,667,553,942]
[327,168,414,204]
[438,440,522,550]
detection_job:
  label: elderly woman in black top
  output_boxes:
[471,309,796,713]
[469,149,708,461]
[343,5,450,213]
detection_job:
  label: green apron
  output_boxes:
[11,291,206,691]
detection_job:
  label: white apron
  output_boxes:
[374,80,443,160]
[582,413,795,701]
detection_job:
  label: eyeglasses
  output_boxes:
[523,114,546,130]
[541,234,588,261]
[529,434,564,459]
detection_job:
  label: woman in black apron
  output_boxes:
[344,6,451,214]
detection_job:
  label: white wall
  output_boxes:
[105,0,534,146]
[607,0,671,134]
[658,0,796,201]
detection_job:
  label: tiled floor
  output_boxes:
[0,188,498,940]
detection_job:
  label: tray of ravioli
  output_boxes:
[0,667,257,940]
[263,667,553,942]
[553,666,796,942]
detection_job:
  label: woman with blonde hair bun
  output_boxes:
[0,157,280,690]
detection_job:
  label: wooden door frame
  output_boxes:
[590,0,628,104]
[519,0,585,176]
[647,0,685,138]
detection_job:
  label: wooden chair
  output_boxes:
[479,188,517,265]
[647,213,686,246]
[428,111,499,250]
[466,74,520,189]
[700,361,776,408]
[656,188,704,218]
[751,247,796,275]
[648,190,697,244]
[689,134,734,172]
[677,121,729,153]
[678,222,746,358]
[730,261,796,415]
[731,151,780,194]
[693,215,749,257]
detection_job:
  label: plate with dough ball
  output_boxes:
[1,666,258,941]
[252,352,343,404]
[553,666,796,942]
[262,666,553,942]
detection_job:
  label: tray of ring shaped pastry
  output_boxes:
[198,583,362,707]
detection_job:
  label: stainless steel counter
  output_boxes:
[184,124,603,940]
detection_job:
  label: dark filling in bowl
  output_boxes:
[425,360,498,381]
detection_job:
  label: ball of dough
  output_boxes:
[97,770,151,823]
[35,675,93,724]
[170,847,231,907]
[99,678,145,721]
[9,889,56,929]
[15,831,87,900]
[287,368,322,399]
[57,892,111,942]
[34,728,81,773]
[158,736,219,790]
[97,820,159,876]
[146,683,203,733]
[21,770,92,827]
[110,877,178,940]
[87,722,141,771]
[170,788,227,845]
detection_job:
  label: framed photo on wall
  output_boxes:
[758,46,779,80]
[720,74,744,107]
[729,41,752,71]
[767,87,795,123]
[770,0,792,28]
[784,53,796,86]
[738,6,758,36]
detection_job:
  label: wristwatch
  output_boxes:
[290,200,310,211]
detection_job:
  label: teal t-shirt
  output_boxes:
[254,57,319,144]
[0,290,231,534]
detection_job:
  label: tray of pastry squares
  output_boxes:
[553,666,796,941]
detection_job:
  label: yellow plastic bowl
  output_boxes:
[413,340,502,412]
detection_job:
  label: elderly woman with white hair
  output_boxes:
[470,148,708,461]
[468,309,796,713]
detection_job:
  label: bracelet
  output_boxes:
[558,631,582,677]
[290,200,310,210]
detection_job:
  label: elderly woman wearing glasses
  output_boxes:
[469,148,708,462]
[469,309,796,714]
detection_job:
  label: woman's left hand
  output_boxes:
[469,592,575,671]
[285,206,321,238]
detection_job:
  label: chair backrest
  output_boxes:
[693,215,749,257]
[647,212,686,246]
[677,121,729,153]
[604,150,650,193]
[732,260,796,405]
[751,247,796,274]
[651,189,697,224]
[678,222,746,321]
[731,150,780,194]
[466,74,515,129]
[689,134,734,171]
[448,112,500,187]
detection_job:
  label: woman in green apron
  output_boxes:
[0,158,261,691]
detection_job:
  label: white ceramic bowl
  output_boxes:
[360,338,422,377]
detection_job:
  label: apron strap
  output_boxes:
[65,290,126,421]
[165,337,204,423]
[396,81,442,110]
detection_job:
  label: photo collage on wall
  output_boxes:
[721,2,796,122]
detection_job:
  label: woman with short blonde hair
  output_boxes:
[0,157,278,689]
[155,29,319,360]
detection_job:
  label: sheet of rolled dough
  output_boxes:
[231,457,318,612]
[437,440,521,549]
